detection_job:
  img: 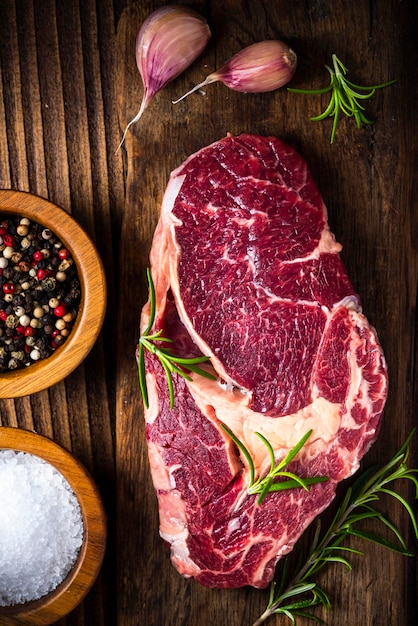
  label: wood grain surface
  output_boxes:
[0,1,417,625]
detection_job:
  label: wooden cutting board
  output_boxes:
[115,1,417,625]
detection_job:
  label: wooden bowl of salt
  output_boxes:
[0,426,107,625]
[0,190,106,398]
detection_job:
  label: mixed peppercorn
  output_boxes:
[0,215,81,372]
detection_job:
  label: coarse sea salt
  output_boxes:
[0,449,84,607]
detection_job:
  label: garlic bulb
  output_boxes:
[173,40,297,103]
[117,6,211,150]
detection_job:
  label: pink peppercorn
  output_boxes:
[33,250,43,262]
[37,269,48,280]
[58,248,70,260]
[53,305,66,318]
[3,283,15,294]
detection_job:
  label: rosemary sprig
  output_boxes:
[220,425,328,504]
[288,53,397,143]
[251,429,418,625]
[138,268,216,410]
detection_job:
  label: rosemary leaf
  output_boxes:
[221,425,328,504]
[347,529,414,556]
[251,429,418,625]
[220,422,256,485]
[288,53,397,143]
[159,357,176,410]
[137,344,149,409]
[138,268,216,410]
[143,267,156,337]
[258,475,329,494]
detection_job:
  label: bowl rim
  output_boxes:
[0,189,107,398]
[0,426,107,625]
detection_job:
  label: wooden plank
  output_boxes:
[0,0,415,624]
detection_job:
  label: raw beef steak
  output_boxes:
[140,134,388,589]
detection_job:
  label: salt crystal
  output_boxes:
[0,449,84,606]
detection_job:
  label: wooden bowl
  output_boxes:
[0,426,107,625]
[0,190,106,398]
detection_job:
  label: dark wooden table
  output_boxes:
[0,1,417,625]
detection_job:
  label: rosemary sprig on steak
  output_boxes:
[288,54,397,143]
[138,268,216,410]
[221,425,328,504]
[251,429,418,625]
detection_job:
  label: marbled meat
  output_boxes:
[139,134,388,589]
